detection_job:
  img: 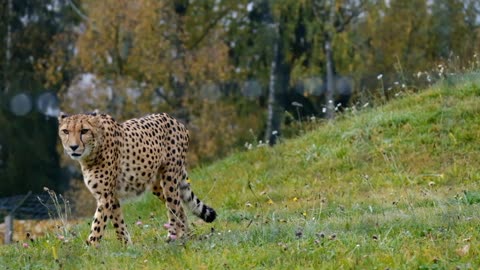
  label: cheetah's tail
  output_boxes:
[179,180,217,223]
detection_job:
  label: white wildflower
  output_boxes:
[247,2,254,12]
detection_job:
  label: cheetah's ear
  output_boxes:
[90,109,100,116]
[58,111,68,122]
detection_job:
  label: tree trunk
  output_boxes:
[324,37,335,120]
[265,25,290,146]
[265,34,278,144]
[4,0,12,94]
[4,215,13,244]
[324,0,336,120]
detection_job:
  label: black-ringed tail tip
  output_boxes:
[200,205,217,223]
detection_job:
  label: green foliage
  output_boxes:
[2,74,480,268]
[54,0,258,166]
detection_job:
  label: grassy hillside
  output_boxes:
[2,74,480,269]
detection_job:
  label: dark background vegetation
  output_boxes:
[0,0,479,198]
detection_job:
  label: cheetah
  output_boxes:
[58,112,216,246]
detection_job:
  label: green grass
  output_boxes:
[2,73,480,269]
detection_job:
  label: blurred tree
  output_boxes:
[68,0,238,114]
[381,0,430,74]
[427,0,479,65]
[0,0,79,196]
[45,0,262,164]
[229,0,365,144]
[350,0,479,100]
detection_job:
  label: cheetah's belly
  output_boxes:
[115,172,155,199]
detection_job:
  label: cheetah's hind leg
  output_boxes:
[154,171,188,241]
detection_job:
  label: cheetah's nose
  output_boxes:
[70,145,79,151]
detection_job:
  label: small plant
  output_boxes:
[458,190,480,205]
[38,187,73,241]
[377,73,387,103]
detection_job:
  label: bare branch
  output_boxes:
[335,0,366,33]
[154,87,178,108]
[187,6,241,50]
[67,0,89,21]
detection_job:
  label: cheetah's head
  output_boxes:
[58,112,103,161]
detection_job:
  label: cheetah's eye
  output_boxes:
[62,129,69,135]
[80,129,89,135]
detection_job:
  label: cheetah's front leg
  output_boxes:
[111,197,132,244]
[87,200,108,246]
[87,195,131,246]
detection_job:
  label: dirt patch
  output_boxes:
[0,219,80,244]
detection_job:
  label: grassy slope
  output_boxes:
[2,75,480,269]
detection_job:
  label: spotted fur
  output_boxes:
[58,112,216,246]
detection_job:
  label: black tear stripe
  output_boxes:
[80,129,86,148]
